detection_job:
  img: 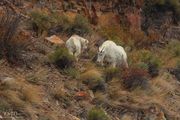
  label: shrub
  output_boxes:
[49,47,75,69]
[80,69,105,92]
[51,87,71,108]
[139,50,161,77]
[136,62,149,70]
[99,25,125,45]
[104,67,119,82]
[0,12,28,64]
[121,68,149,91]
[48,14,71,35]
[88,107,110,120]
[63,68,80,79]
[67,14,92,36]
[30,9,52,36]
[167,40,180,57]
[0,99,11,112]
[130,30,160,48]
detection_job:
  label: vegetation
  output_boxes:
[0,78,41,113]
[51,87,71,108]
[0,1,180,119]
[143,0,180,22]
[104,67,119,82]
[30,10,92,36]
[99,25,125,45]
[121,68,149,91]
[30,9,52,36]
[166,40,180,57]
[129,50,161,77]
[88,107,110,120]
[63,68,80,79]
[0,12,28,64]
[66,14,92,36]
[80,69,105,92]
[49,47,75,69]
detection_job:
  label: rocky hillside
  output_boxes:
[0,0,180,120]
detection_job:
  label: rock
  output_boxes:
[88,90,95,99]
[45,35,64,46]
[75,91,88,100]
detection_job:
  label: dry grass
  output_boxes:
[80,69,102,83]
[21,85,41,104]
[0,77,42,109]
[51,85,71,108]
[80,68,105,91]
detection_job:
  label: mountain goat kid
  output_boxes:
[66,35,89,61]
[97,40,128,68]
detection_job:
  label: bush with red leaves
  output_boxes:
[121,68,149,91]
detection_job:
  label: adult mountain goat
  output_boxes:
[66,35,89,61]
[97,40,128,68]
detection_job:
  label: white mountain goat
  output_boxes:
[66,35,89,61]
[97,40,128,68]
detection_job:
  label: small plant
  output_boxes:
[49,47,75,69]
[139,50,161,77]
[99,25,125,45]
[67,14,92,36]
[136,62,149,70]
[63,68,80,79]
[0,99,11,112]
[51,88,71,108]
[104,67,119,82]
[129,29,160,49]
[30,9,52,36]
[80,69,105,92]
[167,40,180,57]
[88,107,110,120]
[121,68,149,91]
[48,14,71,35]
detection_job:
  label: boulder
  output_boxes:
[45,35,64,46]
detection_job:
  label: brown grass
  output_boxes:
[0,77,42,107]
[80,69,102,83]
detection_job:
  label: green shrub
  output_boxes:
[88,107,110,120]
[47,13,92,36]
[99,26,124,45]
[136,62,149,70]
[0,99,11,112]
[80,69,105,92]
[104,67,119,82]
[67,14,92,36]
[63,68,80,79]
[167,41,180,57]
[30,10,52,36]
[49,47,75,69]
[139,50,161,77]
